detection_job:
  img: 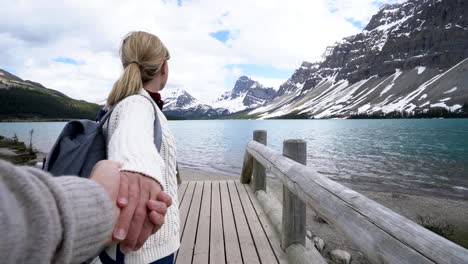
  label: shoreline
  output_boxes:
[180,165,468,201]
[0,135,45,165]
[179,166,468,263]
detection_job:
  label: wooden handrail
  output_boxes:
[244,139,468,264]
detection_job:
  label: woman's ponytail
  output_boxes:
[107,63,143,107]
[107,31,170,108]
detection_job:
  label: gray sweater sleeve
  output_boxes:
[0,160,115,264]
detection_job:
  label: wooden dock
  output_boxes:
[174,130,468,264]
[175,180,288,264]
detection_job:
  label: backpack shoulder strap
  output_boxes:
[97,107,114,126]
[104,94,162,152]
[133,94,162,152]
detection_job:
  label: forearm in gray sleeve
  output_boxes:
[0,160,115,264]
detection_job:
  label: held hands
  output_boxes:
[89,161,172,252]
[114,171,172,253]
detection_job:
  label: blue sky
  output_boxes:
[53,57,82,65]
[2,67,16,74]
[345,18,366,29]
[204,0,387,88]
[209,13,363,88]
[210,30,231,43]
[210,30,297,88]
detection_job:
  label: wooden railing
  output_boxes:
[241,130,468,264]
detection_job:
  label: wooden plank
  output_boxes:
[174,182,195,260]
[243,186,289,264]
[178,181,196,236]
[193,182,212,264]
[220,181,243,264]
[175,181,196,262]
[177,181,189,208]
[176,182,204,264]
[281,140,306,248]
[227,181,260,264]
[210,182,226,264]
[247,141,468,264]
[235,181,278,264]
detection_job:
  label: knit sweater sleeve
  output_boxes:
[107,96,166,187]
[0,160,115,264]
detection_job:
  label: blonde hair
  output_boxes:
[107,31,170,107]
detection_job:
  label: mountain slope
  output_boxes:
[213,76,277,113]
[0,70,101,120]
[250,0,468,119]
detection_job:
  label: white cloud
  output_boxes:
[250,76,287,91]
[0,0,403,102]
[328,0,406,25]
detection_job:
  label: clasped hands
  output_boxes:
[90,161,171,253]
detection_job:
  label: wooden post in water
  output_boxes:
[281,139,307,249]
[251,130,267,192]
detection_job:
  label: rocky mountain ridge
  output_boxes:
[248,0,468,119]
[163,76,277,118]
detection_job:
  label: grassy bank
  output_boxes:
[0,134,39,165]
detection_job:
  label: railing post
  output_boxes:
[251,130,267,192]
[281,139,307,249]
[240,150,253,184]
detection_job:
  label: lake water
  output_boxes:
[1,119,467,198]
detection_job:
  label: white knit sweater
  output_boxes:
[98,89,180,263]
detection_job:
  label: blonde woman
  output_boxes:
[99,31,179,264]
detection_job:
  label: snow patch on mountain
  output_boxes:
[416,66,426,74]
[212,93,248,113]
[211,76,277,113]
[444,87,457,94]
[380,69,402,96]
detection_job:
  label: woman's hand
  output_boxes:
[113,171,172,253]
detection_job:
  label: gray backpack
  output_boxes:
[44,95,162,178]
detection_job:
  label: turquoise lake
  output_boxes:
[1,119,467,198]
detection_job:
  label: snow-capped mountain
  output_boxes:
[162,76,278,118]
[164,89,201,110]
[163,89,229,119]
[213,76,277,113]
[250,0,468,119]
